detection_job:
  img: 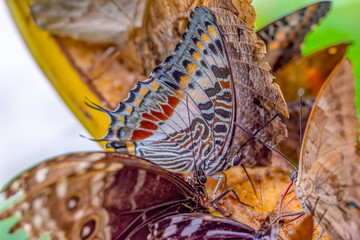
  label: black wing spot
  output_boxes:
[215,39,224,56]
[209,43,217,55]
[172,70,185,83]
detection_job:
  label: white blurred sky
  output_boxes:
[0,2,101,187]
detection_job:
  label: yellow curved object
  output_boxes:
[6,0,109,146]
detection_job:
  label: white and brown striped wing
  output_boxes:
[93,6,235,175]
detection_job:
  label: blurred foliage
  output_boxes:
[0,194,27,240]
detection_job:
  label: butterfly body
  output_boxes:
[293,59,360,240]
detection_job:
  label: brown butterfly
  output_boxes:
[292,59,360,240]
[0,152,283,239]
[0,152,206,239]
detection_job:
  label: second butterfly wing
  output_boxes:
[0,152,202,239]
[294,59,360,239]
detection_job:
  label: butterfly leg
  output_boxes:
[315,229,325,240]
[211,173,227,199]
[211,187,253,208]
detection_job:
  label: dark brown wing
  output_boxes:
[0,152,201,239]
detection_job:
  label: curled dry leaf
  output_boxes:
[275,43,349,102]
[293,59,360,240]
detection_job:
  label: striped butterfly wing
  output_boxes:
[147,213,277,240]
[95,6,235,175]
[0,152,202,239]
[257,1,331,71]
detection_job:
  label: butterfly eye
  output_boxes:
[199,174,207,184]
[231,155,241,166]
[80,218,97,240]
[290,171,298,182]
[349,202,358,208]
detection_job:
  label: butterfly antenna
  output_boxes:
[298,88,305,150]
[234,122,297,169]
[241,164,258,198]
[280,211,306,223]
[282,195,297,211]
[235,113,279,156]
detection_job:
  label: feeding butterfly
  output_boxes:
[0,152,284,240]
[90,4,288,176]
[90,6,236,176]
[292,59,360,239]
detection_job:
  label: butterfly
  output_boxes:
[88,3,288,177]
[0,152,207,239]
[292,59,360,239]
[0,151,284,240]
[256,1,331,72]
